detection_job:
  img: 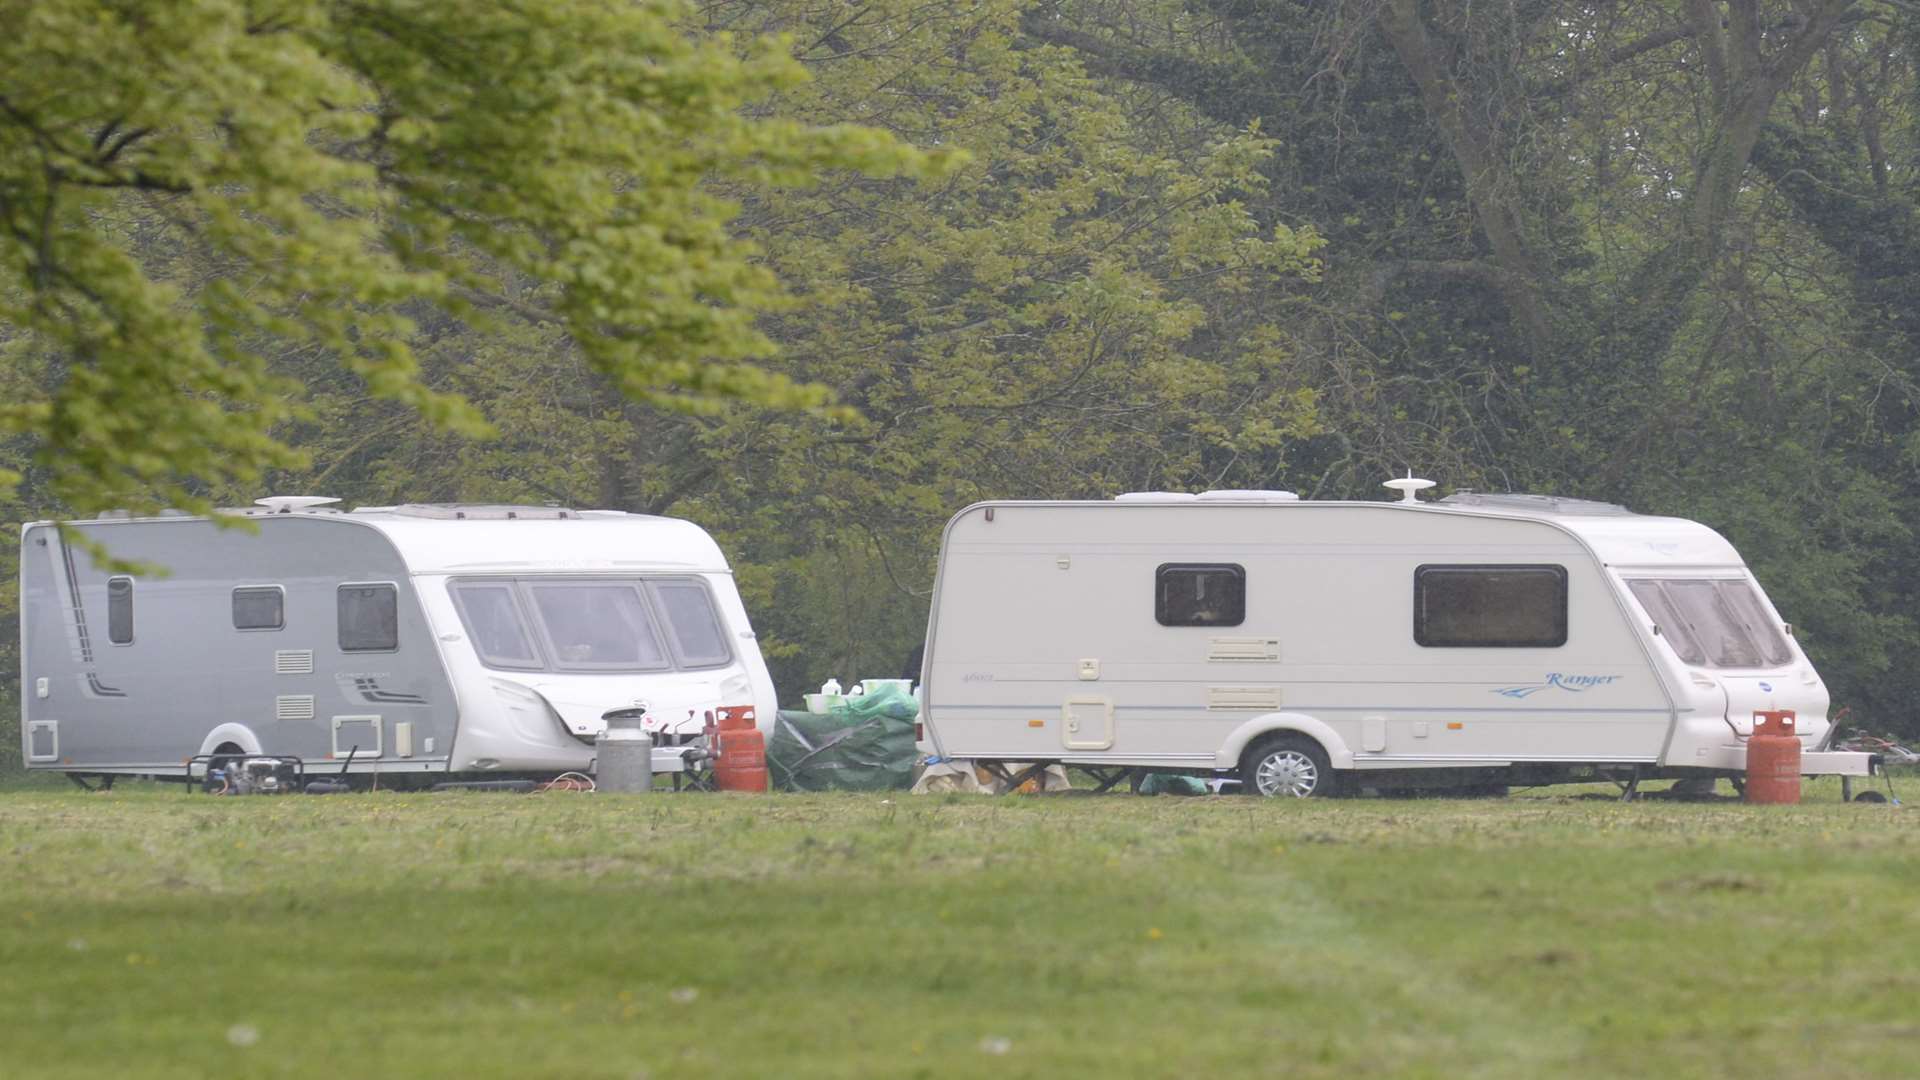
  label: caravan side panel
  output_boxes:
[923,502,1674,770]
[20,518,458,773]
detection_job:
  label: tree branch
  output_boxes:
[1016,7,1263,128]
[1537,25,1699,97]
[453,284,561,326]
[1376,0,1553,358]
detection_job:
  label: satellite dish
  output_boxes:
[1383,473,1436,504]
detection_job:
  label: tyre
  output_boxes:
[1241,734,1336,798]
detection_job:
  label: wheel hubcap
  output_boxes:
[1255,750,1319,797]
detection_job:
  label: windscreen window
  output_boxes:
[447,577,733,673]
[1415,565,1567,647]
[1627,579,1791,668]
[648,580,733,667]
[526,583,670,671]
[339,584,399,652]
[232,587,285,631]
[451,584,542,669]
[1156,564,1246,627]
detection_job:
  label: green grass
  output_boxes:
[2,784,1917,1078]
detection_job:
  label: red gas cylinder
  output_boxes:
[711,705,768,793]
[1745,709,1802,805]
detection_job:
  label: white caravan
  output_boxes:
[18,499,777,784]
[918,484,1874,796]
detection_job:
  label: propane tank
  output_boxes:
[1745,709,1802,805]
[596,707,654,794]
[712,705,769,793]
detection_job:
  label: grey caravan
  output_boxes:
[918,483,1873,796]
[18,499,778,784]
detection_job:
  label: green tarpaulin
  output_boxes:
[768,684,919,792]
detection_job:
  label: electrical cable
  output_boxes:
[537,771,596,793]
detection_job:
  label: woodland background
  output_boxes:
[3,0,1917,763]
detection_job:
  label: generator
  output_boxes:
[198,755,302,795]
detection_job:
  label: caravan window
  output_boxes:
[1415,565,1567,647]
[446,577,732,673]
[525,583,671,671]
[232,587,285,631]
[106,576,134,645]
[1627,579,1791,668]
[451,583,543,669]
[647,579,733,668]
[1156,564,1246,627]
[338,584,399,651]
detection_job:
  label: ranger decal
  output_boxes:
[1493,673,1622,699]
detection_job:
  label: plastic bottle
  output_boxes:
[822,678,842,696]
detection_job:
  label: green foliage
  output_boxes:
[0,686,17,777]
[697,1,1327,680]
[1018,0,1920,730]
[260,0,1328,686]
[0,0,945,520]
[5,0,1920,732]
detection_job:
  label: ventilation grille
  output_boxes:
[1209,637,1280,662]
[275,695,316,721]
[274,650,314,675]
[1207,686,1282,711]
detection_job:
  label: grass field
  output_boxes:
[2,782,1916,1078]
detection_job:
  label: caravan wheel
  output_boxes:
[1242,735,1335,798]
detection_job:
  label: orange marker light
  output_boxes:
[1446,722,1464,730]
[1028,719,1045,728]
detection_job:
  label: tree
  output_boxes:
[11,0,1913,732]
[0,0,943,521]
[264,0,1329,688]
[1017,1,1920,727]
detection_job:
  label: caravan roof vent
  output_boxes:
[1114,491,1199,502]
[1195,489,1300,502]
[1437,492,1632,516]
[255,496,342,514]
[97,508,197,519]
[357,503,580,521]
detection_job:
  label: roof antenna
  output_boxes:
[1383,470,1435,504]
